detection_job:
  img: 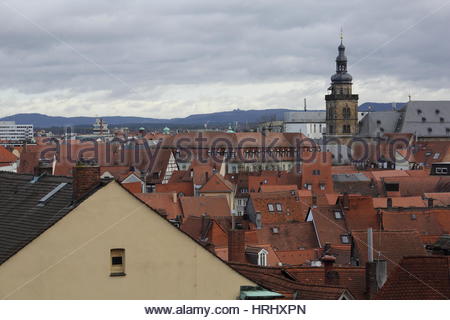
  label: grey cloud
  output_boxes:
[0,0,449,117]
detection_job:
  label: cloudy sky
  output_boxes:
[0,0,449,118]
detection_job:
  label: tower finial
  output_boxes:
[340,27,343,43]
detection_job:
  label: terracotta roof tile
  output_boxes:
[180,196,230,218]
[375,256,450,299]
[0,146,18,163]
[373,196,427,208]
[136,192,182,220]
[200,173,234,193]
[352,230,427,274]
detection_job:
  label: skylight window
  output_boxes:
[334,210,343,219]
[267,204,274,212]
[433,153,440,159]
[37,183,67,206]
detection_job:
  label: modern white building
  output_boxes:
[0,121,34,144]
[283,111,326,139]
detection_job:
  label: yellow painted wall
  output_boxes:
[0,181,254,299]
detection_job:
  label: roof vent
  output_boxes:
[440,117,444,123]
[436,109,440,114]
[417,109,422,114]
[421,117,426,122]
[428,127,432,133]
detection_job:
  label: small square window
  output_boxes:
[334,210,343,219]
[433,153,440,159]
[320,184,326,190]
[267,204,274,212]
[110,248,126,276]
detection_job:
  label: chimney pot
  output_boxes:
[72,159,100,201]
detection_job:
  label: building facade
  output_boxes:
[0,121,33,145]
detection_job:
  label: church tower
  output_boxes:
[325,34,358,137]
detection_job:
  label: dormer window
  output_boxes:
[258,249,268,266]
[275,203,282,212]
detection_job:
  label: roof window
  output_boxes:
[435,109,440,114]
[417,109,422,114]
[37,183,67,207]
[334,210,343,219]
[275,203,282,212]
[340,235,350,244]
[421,117,426,122]
[267,204,274,212]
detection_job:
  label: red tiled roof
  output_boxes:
[259,184,298,193]
[229,263,352,299]
[0,146,17,163]
[344,196,381,231]
[249,191,308,223]
[308,206,349,247]
[275,249,321,266]
[156,182,194,196]
[200,173,234,193]
[180,196,230,218]
[246,222,319,251]
[375,256,450,299]
[286,266,367,299]
[381,210,445,236]
[351,230,427,274]
[373,196,427,208]
[424,192,450,206]
[136,192,182,220]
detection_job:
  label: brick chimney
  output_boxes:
[34,159,53,176]
[321,255,339,285]
[365,262,378,299]
[72,159,100,201]
[342,193,349,209]
[228,229,246,263]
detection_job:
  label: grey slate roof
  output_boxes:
[0,172,74,265]
[399,101,450,137]
[284,111,326,123]
[358,111,402,138]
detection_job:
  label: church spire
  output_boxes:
[331,30,352,84]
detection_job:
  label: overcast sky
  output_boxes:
[0,0,449,118]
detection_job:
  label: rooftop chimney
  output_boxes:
[72,158,100,201]
[228,229,246,263]
[342,193,349,209]
[321,255,339,285]
[172,192,177,203]
[386,198,393,208]
[34,159,53,176]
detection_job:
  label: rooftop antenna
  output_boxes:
[408,91,412,102]
[304,98,307,112]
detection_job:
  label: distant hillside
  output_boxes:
[0,103,406,128]
[0,109,297,128]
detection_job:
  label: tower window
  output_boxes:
[343,125,351,133]
[110,249,126,276]
[343,107,351,120]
